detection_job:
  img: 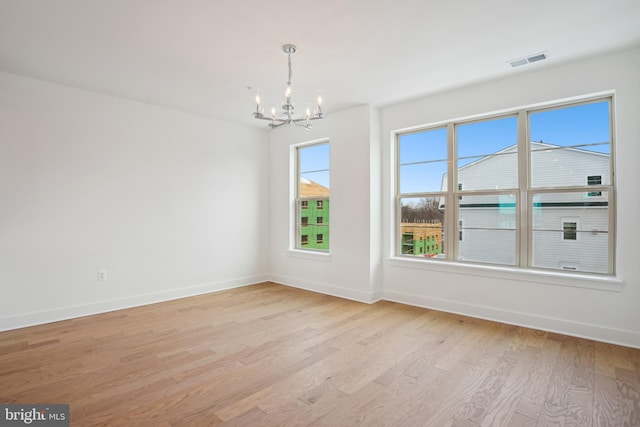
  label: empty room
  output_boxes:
[1,1,640,426]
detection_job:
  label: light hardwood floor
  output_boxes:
[1,282,639,426]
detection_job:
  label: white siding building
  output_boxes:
[444,142,610,273]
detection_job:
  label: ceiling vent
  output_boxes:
[509,52,548,68]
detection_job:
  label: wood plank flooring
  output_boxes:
[1,282,639,426]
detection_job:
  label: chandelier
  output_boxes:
[252,44,324,129]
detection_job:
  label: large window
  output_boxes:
[296,141,330,251]
[395,96,614,275]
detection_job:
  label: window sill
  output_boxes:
[287,249,332,262]
[386,256,623,292]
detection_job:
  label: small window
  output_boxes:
[295,141,330,251]
[587,175,601,185]
[563,222,577,241]
[588,175,602,196]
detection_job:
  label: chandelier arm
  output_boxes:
[269,121,289,129]
[291,114,324,124]
[253,113,274,121]
[254,113,290,128]
[293,121,313,130]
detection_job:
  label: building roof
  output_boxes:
[300,178,330,198]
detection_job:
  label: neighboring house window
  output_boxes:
[295,141,330,251]
[563,221,578,241]
[588,175,602,196]
[588,175,602,185]
[395,96,614,275]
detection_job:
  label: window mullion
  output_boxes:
[517,110,529,267]
[447,122,457,261]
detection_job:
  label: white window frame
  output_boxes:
[393,94,615,277]
[290,139,331,258]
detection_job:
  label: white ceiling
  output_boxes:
[1,0,639,128]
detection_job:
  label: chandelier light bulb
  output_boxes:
[253,90,263,115]
[283,83,293,108]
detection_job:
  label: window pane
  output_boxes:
[532,191,609,274]
[299,143,330,195]
[399,128,447,193]
[456,116,518,190]
[563,222,577,240]
[400,197,445,258]
[530,101,611,188]
[297,142,330,251]
[458,194,517,265]
[297,199,330,250]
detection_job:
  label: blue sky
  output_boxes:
[530,100,610,153]
[399,100,610,194]
[299,142,330,189]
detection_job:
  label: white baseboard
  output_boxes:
[0,274,269,332]
[4,274,638,349]
[270,274,383,304]
[383,289,640,349]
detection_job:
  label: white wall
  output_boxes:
[269,105,383,302]
[3,46,639,348]
[382,46,640,347]
[0,71,270,330]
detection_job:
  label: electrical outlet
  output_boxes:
[98,270,107,281]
